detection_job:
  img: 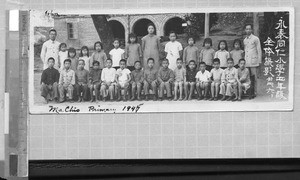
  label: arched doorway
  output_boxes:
[164,17,186,36]
[132,18,156,37]
[108,20,125,40]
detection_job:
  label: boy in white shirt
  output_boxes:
[116,59,131,101]
[109,38,125,69]
[196,62,211,100]
[100,59,116,101]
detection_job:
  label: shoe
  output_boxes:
[203,97,208,100]
[221,96,226,101]
[77,97,82,102]
[232,98,238,102]
[209,97,214,101]
[188,96,192,100]
[178,98,183,101]
[226,96,234,101]
[173,97,178,101]
[130,96,135,101]
[214,97,218,101]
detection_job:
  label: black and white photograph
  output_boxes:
[28,8,294,114]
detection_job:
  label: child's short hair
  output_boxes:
[49,29,57,34]
[199,62,206,66]
[147,23,155,30]
[227,57,234,62]
[134,61,141,65]
[93,61,100,66]
[176,58,183,62]
[187,36,195,43]
[203,38,212,47]
[80,46,89,57]
[147,58,154,63]
[218,40,228,51]
[233,39,243,49]
[64,59,71,64]
[128,33,138,43]
[106,58,112,63]
[48,57,55,62]
[169,31,177,38]
[244,23,253,29]
[59,43,67,50]
[188,60,196,64]
[68,47,76,57]
[78,59,85,64]
[213,58,220,64]
[94,41,103,50]
[239,58,246,64]
[113,38,120,43]
[162,59,169,63]
[119,59,126,64]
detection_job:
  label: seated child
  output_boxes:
[209,58,224,101]
[40,57,60,104]
[116,59,131,101]
[89,61,102,102]
[173,58,186,101]
[220,58,238,101]
[143,58,158,101]
[100,59,116,101]
[184,60,197,100]
[58,59,76,103]
[237,58,252,101]
[157,59,175,101]
[75,60,89,102]
[130,61,144,101]
[196,62,211,100]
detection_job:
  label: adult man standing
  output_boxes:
[243,24,262,97]
[40,29,60,70]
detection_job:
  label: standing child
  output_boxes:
[80,46,90,71]
[164,31,183,70]
[90,41,107,70]
[68,47,78,71]
[75,60,89,102]
[109,38,125,69]
[116,59,131,101]
[230,39,244,68]
[209,58,224,101]
[196,62,211,100]
[220,58,238,101]
[237,59,252,101]
[200,38,215,71]
[158,59,174,101]
[173,58,186,101]
[58,43,68,71]
[143,58,158,101]
[214,40,230,69]
[40,57,60,104]
[58,59,76,103]
[125,33,142,71]
[183,37,199,68]
[184,60,197,100]
[89,61,102,102]
[100,59,116,101]
[130,61,144,101]
[142,23,160,70]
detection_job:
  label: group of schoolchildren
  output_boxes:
[41,26,254,104]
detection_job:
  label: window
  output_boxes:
[67,23,75,39]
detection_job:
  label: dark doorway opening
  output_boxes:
[108,20,125,39]
[164,17,186,36]
[133,18,156,37]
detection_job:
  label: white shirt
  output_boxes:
[101,67,116,82]
[116,68,131,84]
[164,41,183,70]
[109,48,125,67]
[196,70,211,82]
[214,50,230,68]
[244,34,262,67]
[40,39,60,70]
[58,50,68,71]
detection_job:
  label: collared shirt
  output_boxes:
[143,67,157,83]
[183,45,199,65]
[157,67,174,83]
[131,69,144,83]
[186,68,197,82]
[125,43,142,66]
[101,67,116,83]
[173,67,186,82]
[116,68,131,83]
[230,49,244,65]
[90,50,107,69]
[200,47,215,66]
[89,69,102,83]
[109,48,125,67]
[238,68,250,84]
[40,39,60,70]
[41,67,60,85]
[210,68,224,82]
[243,34,262,67]
[214,49,230,67]
[59,68,76,86]
[222,67,238,83]
[196,70,211,82]
[75,69,89,85]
